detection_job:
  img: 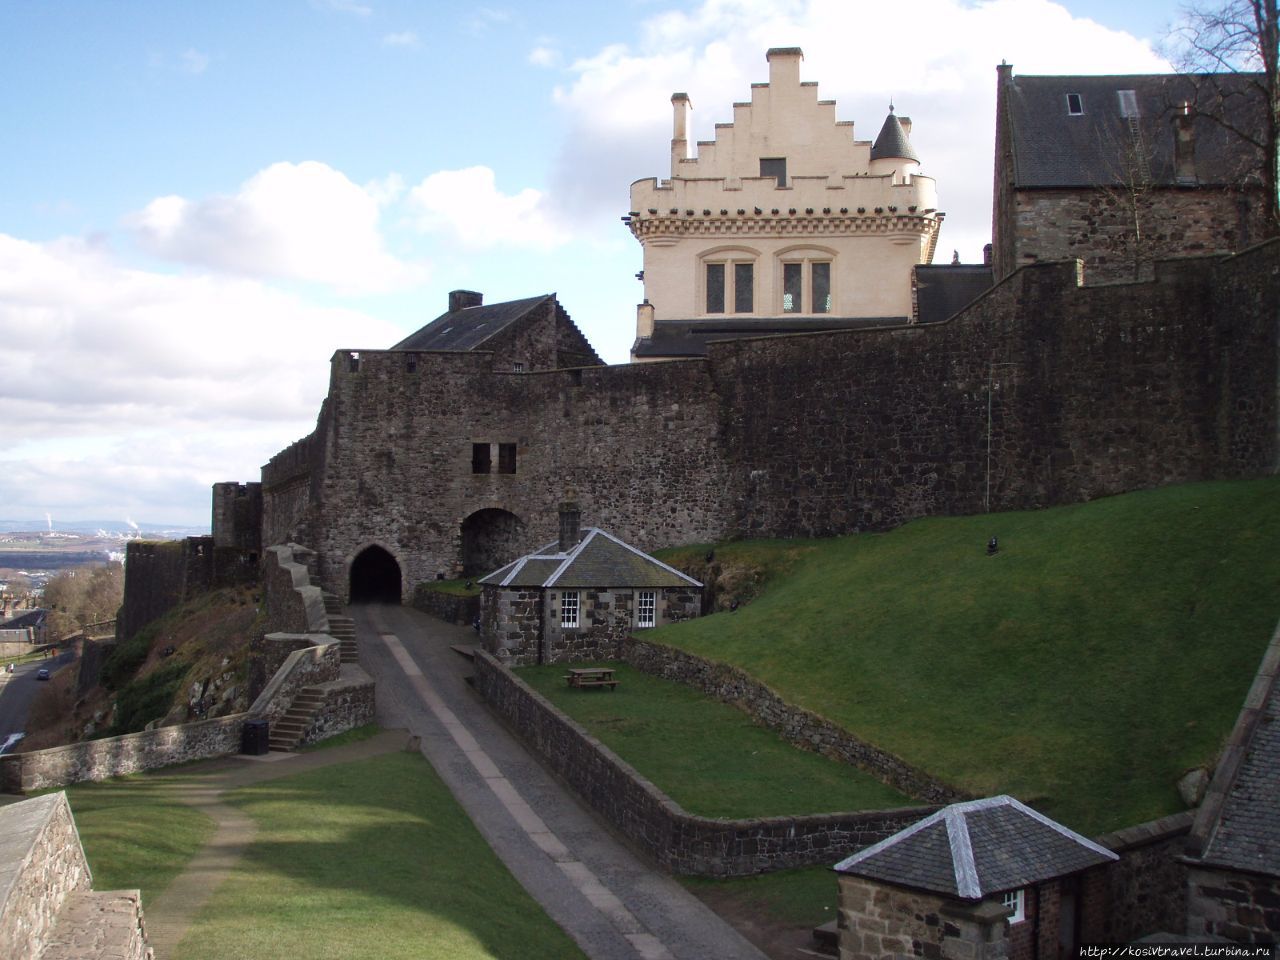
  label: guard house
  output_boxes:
[834,796,1118,960]
[478,504,702,665]
[626,47,944,361]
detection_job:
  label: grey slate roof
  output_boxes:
[1189,623,1280,878]
[633,315,910,359]
[870,111,919,163]
[392,294,553,351]
[1004,73,1264,189]
[834,795,1117,899]
[480,529,702,590]
[0,609,46,631]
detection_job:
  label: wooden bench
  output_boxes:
[564,667,619,691]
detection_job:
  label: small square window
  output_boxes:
[1066,93,1083,116]
[760,157,787,187]
[561,592,579,629]
[513,361,524,373]
[637,590,656,628]
[471,443,491,474]
[1001,889,1025,924]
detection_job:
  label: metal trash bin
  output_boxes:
[242,719,270,755]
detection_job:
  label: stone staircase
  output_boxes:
[321,592,359,664]
[267,686,326,752]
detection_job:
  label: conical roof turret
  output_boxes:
[870,106,919,163]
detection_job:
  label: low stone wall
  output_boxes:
[411,586,479,626]
[619,636,967,804]
[247,637,341,726]
[38,890,151,960]
[0,793,92,960]
[473,650,933,876]
[262,544,328,636]
[0,715,246,794]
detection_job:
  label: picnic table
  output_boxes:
[564,667,619,691]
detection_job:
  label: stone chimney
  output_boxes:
[636,300,655,338]
[558,502,582,553]
[1174,103,1198,185]
[671,92,692,174]
[449,290,483,313]
[766,47,803,89]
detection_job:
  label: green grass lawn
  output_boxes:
[518,664,912,818]
[681,863,837,928]
[175,752,586,960]
[59,774,217,902]
[651,477,1280,835]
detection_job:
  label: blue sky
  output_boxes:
[0,0,1179,527]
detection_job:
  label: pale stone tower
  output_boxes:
[626,48,943,361]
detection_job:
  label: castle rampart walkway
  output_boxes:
[355,602,767,960]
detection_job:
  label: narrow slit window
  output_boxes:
[498,443,516,474]
[471,443,491,474]
[1066,93,1083,115]
[812,262,831,314]
[734,262,754,313]
[706,262,726,313]
[783,262,802,312]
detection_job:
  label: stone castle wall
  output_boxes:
[261,241,1278,595]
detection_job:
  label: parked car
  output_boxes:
[35,668,49,681]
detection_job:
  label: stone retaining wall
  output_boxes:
[473,650,933,876]
[299,667,377,746]
[0,715,247,794]
[1092,810,1194,942]
[411,586,479,626]
[0,793,92,960]
[619,636,967,804]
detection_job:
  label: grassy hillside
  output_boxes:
[651,477,1280,835]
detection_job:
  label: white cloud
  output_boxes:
[548,0,1170,260]
[127,161,426,294]
[467,7,511,33]
[181,48,210,74]
[529,45,560,68]
[0,233,405,523]
[383,31,420,48]
[408,166,569,251]
[319,0,372,16]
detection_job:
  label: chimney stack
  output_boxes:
[558,502,582,553]
[670,93,692,175]
[766,47,803,89]
[449,290,483,313]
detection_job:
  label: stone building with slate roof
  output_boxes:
[992,66,1270,284]
[1183,623,1280,941]
[478,505,701,665]
[626,48,956,362]
[834,795,1118,960]
[392,289,602,373]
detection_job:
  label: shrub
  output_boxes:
[110,661,189,735]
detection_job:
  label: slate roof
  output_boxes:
[0,609,46,631]
[633,315,910,359]
[914,265,993,325]
[871,111,919,163]
[480,529,702,590]
[1003,73,1265,189]
[392,294,553,351]
[834,796,1117,899]
[1188,623,1280,878]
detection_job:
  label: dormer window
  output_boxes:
[1117,89,1139,118]
[1066,93,1083,116]
[760,157,787,187]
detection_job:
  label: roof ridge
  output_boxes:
[592,528,703,587]
[946,807,981,898]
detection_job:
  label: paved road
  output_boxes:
[352,602,767,960]
[0,651,74,751]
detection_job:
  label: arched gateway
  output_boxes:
[349,545,402,604]
[460,509,524,577]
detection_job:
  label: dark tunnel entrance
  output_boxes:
[349,545,402,604]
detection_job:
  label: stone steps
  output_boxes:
[38,890,150,960]
[268,687,326,752]
[322,593,359,664]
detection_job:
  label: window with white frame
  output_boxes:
[1001,889,1025,924]
[704,258,755,314]
[560,591,579,629]
[780,257,833,314]
[637,590,656,628]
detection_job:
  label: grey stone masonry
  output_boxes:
[473,650,933,876]
[0,793,91,960]
[39,891,152,960]
[620,636,967,804]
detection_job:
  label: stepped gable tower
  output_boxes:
[626,47,944,361]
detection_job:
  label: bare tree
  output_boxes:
[1168,0,1280,237]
